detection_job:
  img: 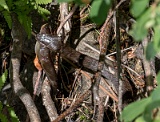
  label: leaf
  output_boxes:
[14,0,27,7]
[135,116,146,122]
[146,41,157,60]
[0,102,8,122]
[37,6,50,21]
[7,105,19,122]
[89,0,111,25]
[143,86,160,121]
[151,87,160,102]
[0,113,8,122]
[18,14,32,38]
[121,98,151,122]
[37,6,50,15]
[153,26,160,51]
[129,8,151,41]
[0,0,9,11]
[153,120,160,122]
[131,0,149,17]
[35,0,52,4]
[0,69,7,90]
[143,100,160,121]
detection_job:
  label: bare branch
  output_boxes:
[42,77,58,121]
[57,4,78,35]
[10,13,41,122]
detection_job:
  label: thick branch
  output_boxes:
[10,13,41,122]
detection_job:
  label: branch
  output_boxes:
[10,13,41,122]
[41,77,58,121]
[114,3,122,113]
[57,4,78,35]
[53,89,91,122]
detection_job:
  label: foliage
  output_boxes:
[0,0,52,37]
[130,0,160,60]
[57,0,112,25]
[121,72,160,122]
[0,69,7,90]
[121,0,160,121]
[0,70,19,122]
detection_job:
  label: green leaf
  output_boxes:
[37,6,50,21]
[35,0,52,4]
[145,19,155,28]
[0,69,8,90]
[143,100,160,121]
[153,119,160,122]
[0,102,8,122]
[146,41,157,60]
[143,85,160,121]
[153,26,160,51]
[18,14,32,38]
[135,116,146,122]
[7,105,19,122]
[121,98,151,122]
[131,0,149,17]
[129,8,151,41]
[37,6,50,15]
[0,0,9,11]
[90,0,111,25]
[151,87,160,102]
[0,113,8,122]
[14,0,27,7]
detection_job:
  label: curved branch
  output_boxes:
[10,13,41,122]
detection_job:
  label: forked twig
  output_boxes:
[52,89,91,122]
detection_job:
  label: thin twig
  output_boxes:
[53,89,91,122]
[83,42,144,81]
[100,0,126,32]
[81,70,118,102]
[142,36,154,95]
[83,42,133,57]
[114,3,122,113]
[57,4,78,35]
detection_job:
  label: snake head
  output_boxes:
[36,34,62,52]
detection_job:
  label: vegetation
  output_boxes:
[0,0,160,121]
